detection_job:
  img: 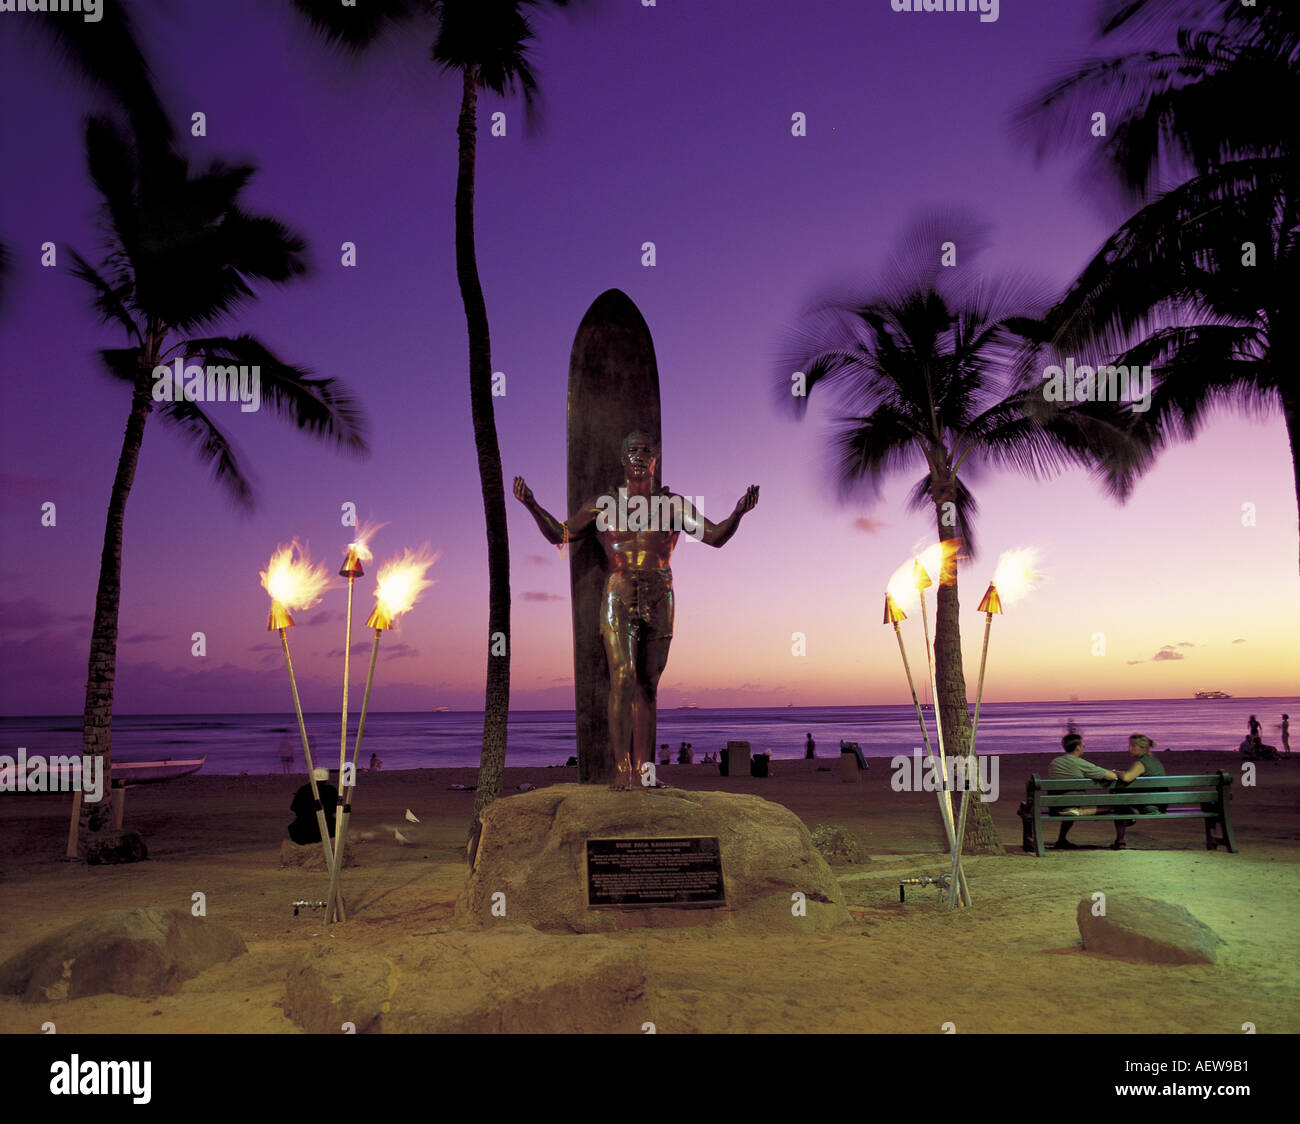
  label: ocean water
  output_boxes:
[1,698,1294,776]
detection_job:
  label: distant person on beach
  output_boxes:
[1047,733,1117,850]
[1110,734,1164,850]
[1241,735,1277,761]
[288,768,338,845]
[369,753,383,772]
[277,736,294,775]
[805,733,815,759]
[1248,715,1261,740]
[677,743,694,764]
[1282,714,1290,757]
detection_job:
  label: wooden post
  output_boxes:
[66,791,83,859]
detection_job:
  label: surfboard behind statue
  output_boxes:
[567,290,662,783]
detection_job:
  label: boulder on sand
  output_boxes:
[1076,895,1225,964]
[457,783,848,933]
[0,907,247,1002]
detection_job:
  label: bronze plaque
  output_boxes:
[586,837,726,909]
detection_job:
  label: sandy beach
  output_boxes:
[2,749,1296,1034]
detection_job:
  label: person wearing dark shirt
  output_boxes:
[805,733,816,759]
[1110,734,1164,850]
[288,768,339,845]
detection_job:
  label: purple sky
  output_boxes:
[0,0,1295,716]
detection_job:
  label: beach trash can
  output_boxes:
[723,740,750,778]
[750,753,770,779]
[841,742,863,783]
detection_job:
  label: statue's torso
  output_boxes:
[592,485,681,572]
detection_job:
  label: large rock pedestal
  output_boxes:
[456,784,849,934]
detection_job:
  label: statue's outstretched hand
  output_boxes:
[512,477,533,506]
[736,485,759,515]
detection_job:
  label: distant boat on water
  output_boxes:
[1194,690,1232,699]
[677,704,699,710]
[432,707,450,713]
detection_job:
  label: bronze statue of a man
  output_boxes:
[514,431,758,788]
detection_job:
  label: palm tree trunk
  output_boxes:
[1282,386,1300,576]
[455,67,512,844]
[78,371,154,853]
[932,485,1003,855]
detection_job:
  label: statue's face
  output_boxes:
[621,432,658,480]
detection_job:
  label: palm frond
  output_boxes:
[68,250,140,344]
[24,1,174,149]
[155,398,255,510]
[183,335,370,456]
[289,0,424,52]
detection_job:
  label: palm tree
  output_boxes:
[0,240,10,313]
[782,216,1139,854]
[288,0,582,843]
[71,116,368,850]
[1017,1,1300,572]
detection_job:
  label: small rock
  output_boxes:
[85,829,147,865]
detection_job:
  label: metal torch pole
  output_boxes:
[327,628,381,924]
[279,627,339,886]
[948,609,993,909]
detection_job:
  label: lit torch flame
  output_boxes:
[885,540,962,610]
[261,540,334,629]
[340,520,387,576]
[991,548,1043,606]
[366,546,439,630]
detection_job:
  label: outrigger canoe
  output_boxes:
[10,755,208,786]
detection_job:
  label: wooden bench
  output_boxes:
[1021,772,1237,857]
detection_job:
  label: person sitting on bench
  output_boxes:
[1048,733,1117,849]
[1109,734,1164,850]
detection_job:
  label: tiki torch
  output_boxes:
[912,555,957,843]
[946,549,1040,908]
[261,541,337,878]
[883,561,969,908]
[336,531,379,855]
[326,546,438,923]
[882,593,936,767]
[946,581,1000,909]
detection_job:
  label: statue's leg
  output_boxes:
[633,577,673,785]
[600,580,638,789]
[635,636,672,783]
